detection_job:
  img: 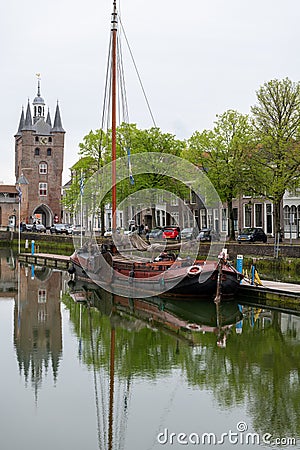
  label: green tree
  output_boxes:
[62,156,98,223]
[184,110,255,240]
[250,78,300,237]
[78,124,186,228]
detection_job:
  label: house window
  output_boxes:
[207,209,213,229]
[39,182,47,196]
[47,148,52,156]
[194,209,199,227]
[284,205,290,226]
[255,204,263,228]
[200,209,207,229]
[190,190,197,204]
[35,148,40,156]
[233,207,238,231]
[221,208,227,232]
[39,162,47,174]
[244,204,252,227]
[266,204,272,234]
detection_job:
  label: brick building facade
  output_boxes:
[14,79,65,227]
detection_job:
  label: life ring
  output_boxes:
[187,265,202,277]
[186,323,201,331]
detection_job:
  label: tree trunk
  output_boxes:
[273,200,282,241]
[227,199,236,241]
[151,206,157,228]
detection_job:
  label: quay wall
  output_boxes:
[1,231,300,259]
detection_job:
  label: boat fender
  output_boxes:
[186,323,201,331]
[187,265,202,277]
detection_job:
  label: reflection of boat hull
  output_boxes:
[70,250,242,301]
[113,296,243,332]
[67,278,243,338]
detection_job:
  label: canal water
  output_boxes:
[0,248,299,450]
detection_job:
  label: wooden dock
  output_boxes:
[238,279,300,311]
[18,252,71,270]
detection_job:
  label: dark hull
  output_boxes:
[69,251,242,301]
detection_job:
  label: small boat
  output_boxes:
[69,1,243,301]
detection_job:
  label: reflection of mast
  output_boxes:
[88,304,103,450]
[108,328,115,450]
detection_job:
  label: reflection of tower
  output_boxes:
[14,264,62,400]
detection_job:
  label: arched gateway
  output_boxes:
[33,204,53,228]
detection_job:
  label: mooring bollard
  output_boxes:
[251,258,257,285]
[31,240,35,255]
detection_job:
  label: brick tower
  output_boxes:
[14,78,65,227]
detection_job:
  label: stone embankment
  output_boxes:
[1,231,300,259]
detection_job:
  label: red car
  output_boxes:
[162,226,181,241]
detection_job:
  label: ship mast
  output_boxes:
[111,0,117,231]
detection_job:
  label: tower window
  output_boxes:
[47,148,52,156]
[35,136,39,143]
[39,162,47,174]
[35,148,40,156]
[39,183,47,196]
[48,137,52,143]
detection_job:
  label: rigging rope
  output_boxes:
[119,16,157,128]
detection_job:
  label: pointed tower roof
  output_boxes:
[33,76,46,123]
[16,107,25,136]
[46,109,52,127]
[22,101,32,130]
[51,102,65,133]
[17,173,29,185]
[33,78,45,106]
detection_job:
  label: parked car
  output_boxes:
[21,223,33,232]
[32,223,46,233]
[71,224,86,236]
[196,229,212,242]
[148,227,163,242]
[237,227,267,243]
[181,227,197,241]
[50,223,71,235]
[162,226,181,241]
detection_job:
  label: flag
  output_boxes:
[127,148,134,185]
[80,172,84,196]
[17,186,22,202]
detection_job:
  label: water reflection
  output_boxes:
[1,248,299,449]
[14,259,63,399]
[64,278,300,447]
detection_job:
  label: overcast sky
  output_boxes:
[1,0,300,185]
